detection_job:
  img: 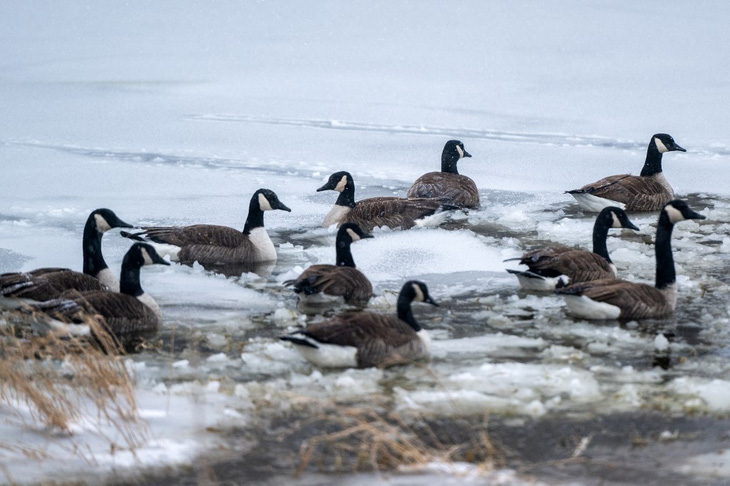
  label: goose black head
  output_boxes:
[603,207,640,231]
[663,200,706,225]
[254,189,291,212]
[651,133,686,154]
[90,208,134,233]
[401,280,439,307]
[444,140,471,160]
[126,243,170,268]
[317,171,353,193]
[337,223,373,247]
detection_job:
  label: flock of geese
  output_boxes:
[0,134,707,368]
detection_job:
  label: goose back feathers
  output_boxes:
[506,207,639,290]
[567,134,686,212]
[281,281,438,368]
[121,189,291,265]
[285,223,374,307]
[318,171,443,232]
[556,200,706,319]
[407,140,479,209]
[32,243,170,349]
[0,209,133,302]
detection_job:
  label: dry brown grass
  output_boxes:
[0,310,148,462]
[291,405,502,476]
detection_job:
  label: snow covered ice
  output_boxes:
[1,1,730,484]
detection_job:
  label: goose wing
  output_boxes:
[347,197,442,231]
[138,225,247,247]
[570,174,671,210]
[528,249,614,282]
[407,172,479,208]
[1,269,106,300]
[303,313,416,348]
[558,278,672,319]
[302,313,420,367]
[291,265,373,304]
[519,245,574,266]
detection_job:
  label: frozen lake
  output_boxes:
[2,1,730,484]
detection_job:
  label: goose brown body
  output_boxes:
[407,172,479,209]
[295,311,429,368]
[31,243,170,350]
[318,171,443,232]
[122,189,291,265]
[567,134,686,212]
[339,196,443,232]
[570,173,673,212]
[0,209,133,302]
[506,207,639,289]
[281,281,438,369]
[407,140,479,209]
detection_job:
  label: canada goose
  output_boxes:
[505,207,640,291]
[30,243,170,349]
[318,171,445,232]
[556,200,705,320]
[567,133,686,212]
[121,189,290,265]
[284,223,373,308]
[280,280,438,368]
[407,140,479,209]
[0,209,133,303]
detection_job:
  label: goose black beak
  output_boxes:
[275,202,292,212]
[115,218,134,229]
[316,184,332,192]
[152,253,171,266]
[673,144,687,152]
[688,210,706,220]
[463,150,472,158]
[425,297,439,307]
[361,232,374,239]
[626,222,640,231]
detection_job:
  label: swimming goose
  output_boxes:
[407,140,479,209]
[556,200,705,320]
[284,223,374,308]
[318,171,444,232]
[567,133,686,212]
[121,189,290,265]
[0,208,133,303]
[280,280,438,368]
[505,207,639,291]
[31,243,170,349]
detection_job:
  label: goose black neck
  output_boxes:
[335,240,356,267]
[591,215,612,263]
[119,257,144,297]
[654,213,676,289]
[243,197,264,234]
[82,216,109,276]
[335,179,357,208]
[441,152,460,174]
[397,294,421,332]
[640,143,664,177]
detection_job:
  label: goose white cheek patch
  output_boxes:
[664,205,685,224]
[412,283,425,302]
[611,213,622,228]
[258,193,273,211]
[94,214,112,232]
[140,247,154,265]
[456,145,464,158]
[346,228,360,241]
[334,175,348,192]
[655,137,669,153]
